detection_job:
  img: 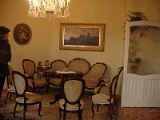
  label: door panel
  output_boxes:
[121,21,160,107]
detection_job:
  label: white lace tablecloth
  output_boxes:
[55,70,76,74]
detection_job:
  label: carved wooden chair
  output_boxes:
[22,59,48,92]
[94,66,124,95]
[67,58,91,75]
[91,73,120,119]
[83,62,107,90]
[5,65,16,104]
[49,59,67,91]
[12,70,42,120]
[94,66,123,117]
[59,77,85,120]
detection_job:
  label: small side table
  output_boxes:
[37,66,50,78]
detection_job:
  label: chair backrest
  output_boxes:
[61,77,85,105]
[114,66,124,77]
[88,62,107,78]
[12,71,28,97]
[50,59,67,72]
[22,59,36,79]
[109,74,120,99]
[67,58,91,75]
[112,66,123,95]
[7,65,13,87]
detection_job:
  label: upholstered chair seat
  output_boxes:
[16,92,42,103]
[59,99,84,111]
[27,78,48,90]
[92,93,113,105]
[32,79,48,87]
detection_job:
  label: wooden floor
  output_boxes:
[123,106,160,120]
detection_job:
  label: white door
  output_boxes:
[121,21,160,107]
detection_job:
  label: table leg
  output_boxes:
[50,92,63,104]
[50,76,65,105]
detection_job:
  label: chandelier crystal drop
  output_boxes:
[27,0,70,20]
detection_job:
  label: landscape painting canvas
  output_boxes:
[59,23,105,51]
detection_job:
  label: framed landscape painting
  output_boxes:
[59,23,105,51]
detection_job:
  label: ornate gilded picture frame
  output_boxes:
[59,23,105,51]
[13,23,32,45]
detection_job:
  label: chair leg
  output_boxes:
[5,92,9,104]
[63,106,66,120]
[46,85,49,93]
[78,111,81,120]
[9,93,13,100]
[48,85,51,92]
[112,99,118,118]
[59,108,62,119]
[32,82,36,93]
[107,104,112,120]
[38,102,42,116]
[78,105,82,120]
[110,104,113,120]
[57,86,59,92]
[63,111,66,120]
[13,103,17,118]
[32,88,35,93]
[78,110,83,120]
[91,103,95,118]
[97,104,99,112]
[23,104,26,120]
[111,103,114,116]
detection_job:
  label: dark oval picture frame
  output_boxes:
[13,23,32,45]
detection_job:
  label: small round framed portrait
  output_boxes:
[13,23,32,45]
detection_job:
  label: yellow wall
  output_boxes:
[0,0,159,94]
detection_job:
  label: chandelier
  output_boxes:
[27,0,70,20]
